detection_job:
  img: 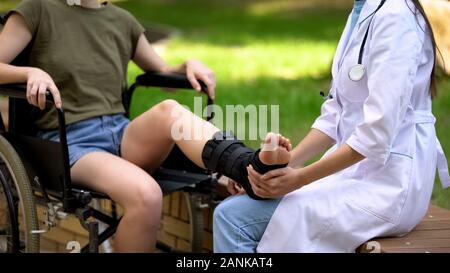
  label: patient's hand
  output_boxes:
[183,60,216,99]
[26,67,62,109]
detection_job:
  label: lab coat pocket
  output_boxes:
[337,53,369,103]
[347,154,413,224]
[337,68,369,103]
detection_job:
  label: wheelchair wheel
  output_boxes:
[184,192,204,253]
[0,169,20,252]
[0,135,39,252]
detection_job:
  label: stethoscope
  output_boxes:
[348,0,386,82]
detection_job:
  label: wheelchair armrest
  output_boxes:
[135,72,208,93]
[125,72,214,120]
[0,83,55,103]
[0,83,74,210]
[0,84,27,99]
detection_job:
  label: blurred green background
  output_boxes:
[1,0,449,208]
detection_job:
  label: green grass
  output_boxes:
[2,0,449,208]
[119,0,450,208]
[123,0,349,146]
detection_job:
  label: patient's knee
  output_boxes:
[137,183,163,212]
[155,99,180,115]
[126,179,163,218]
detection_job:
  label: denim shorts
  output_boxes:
[37,114,130,166]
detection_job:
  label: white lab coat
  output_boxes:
[257,0,450,253]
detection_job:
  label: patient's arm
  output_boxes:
[289,128,336,168]
[132,34,171,73]
[132,34,216,98]
[0,13,62,109]
[0,13,32,84]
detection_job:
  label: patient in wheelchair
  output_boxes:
[0,0,291,252]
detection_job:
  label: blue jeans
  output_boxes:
[213,194,281,253]
[37,114,130,166]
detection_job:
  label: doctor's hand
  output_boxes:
[247,165,302,199]
[227,179,246,196]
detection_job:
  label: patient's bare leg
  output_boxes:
[121,99,291,199]
[71,152,162,253]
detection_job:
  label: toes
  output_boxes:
[264,132,277,143]
[278,136,290,150]
[262,132,279,151]
[262,133,293,152]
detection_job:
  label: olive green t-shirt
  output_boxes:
[10,0,145,129]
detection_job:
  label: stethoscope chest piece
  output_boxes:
[347,0,386,83]
[349,64,365,82]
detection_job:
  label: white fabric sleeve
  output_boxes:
[311,90,341,142]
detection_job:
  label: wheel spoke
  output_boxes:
[0,134,40,252]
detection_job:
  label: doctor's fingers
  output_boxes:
[248,175,271,198]
[247,165,264,182]
[248,165,281,190]
[227,179,245,195]
[260,168,288,181]
[227,179,238,195]
[248,166,280,193]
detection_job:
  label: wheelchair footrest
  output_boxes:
[154,167,214,194]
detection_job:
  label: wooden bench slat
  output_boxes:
[377,238,450,249]
[380,247,450,253]
[424,210,450,218]
[427,204,450,215]
[413,219,450,231]
[358,204,450,253]
[377,229,450,240]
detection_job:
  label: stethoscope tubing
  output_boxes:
[357,0,387,65]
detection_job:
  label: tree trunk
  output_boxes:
[423,0,450,75]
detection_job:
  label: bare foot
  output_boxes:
[259,132,292,165]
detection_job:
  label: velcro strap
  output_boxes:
[208,140,240,170]
[251,149,288,173]
[225,147,252,175]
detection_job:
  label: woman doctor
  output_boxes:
[213,0,450,253]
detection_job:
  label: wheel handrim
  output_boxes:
[0,170,20,253]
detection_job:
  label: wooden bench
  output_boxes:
[359,204,450,253]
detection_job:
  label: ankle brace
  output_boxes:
[202,131,287,200]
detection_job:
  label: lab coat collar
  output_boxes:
[331,14,351,79]
[332,0,384,78]
[357,0,385,29]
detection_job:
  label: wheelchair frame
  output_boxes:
[0,71,219,253]
[0,13,220,252]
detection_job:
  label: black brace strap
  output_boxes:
[225,147,251,174]
[202,131,288,200]
[208,140,240,171]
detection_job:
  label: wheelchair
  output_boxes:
[0,14,219,253]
